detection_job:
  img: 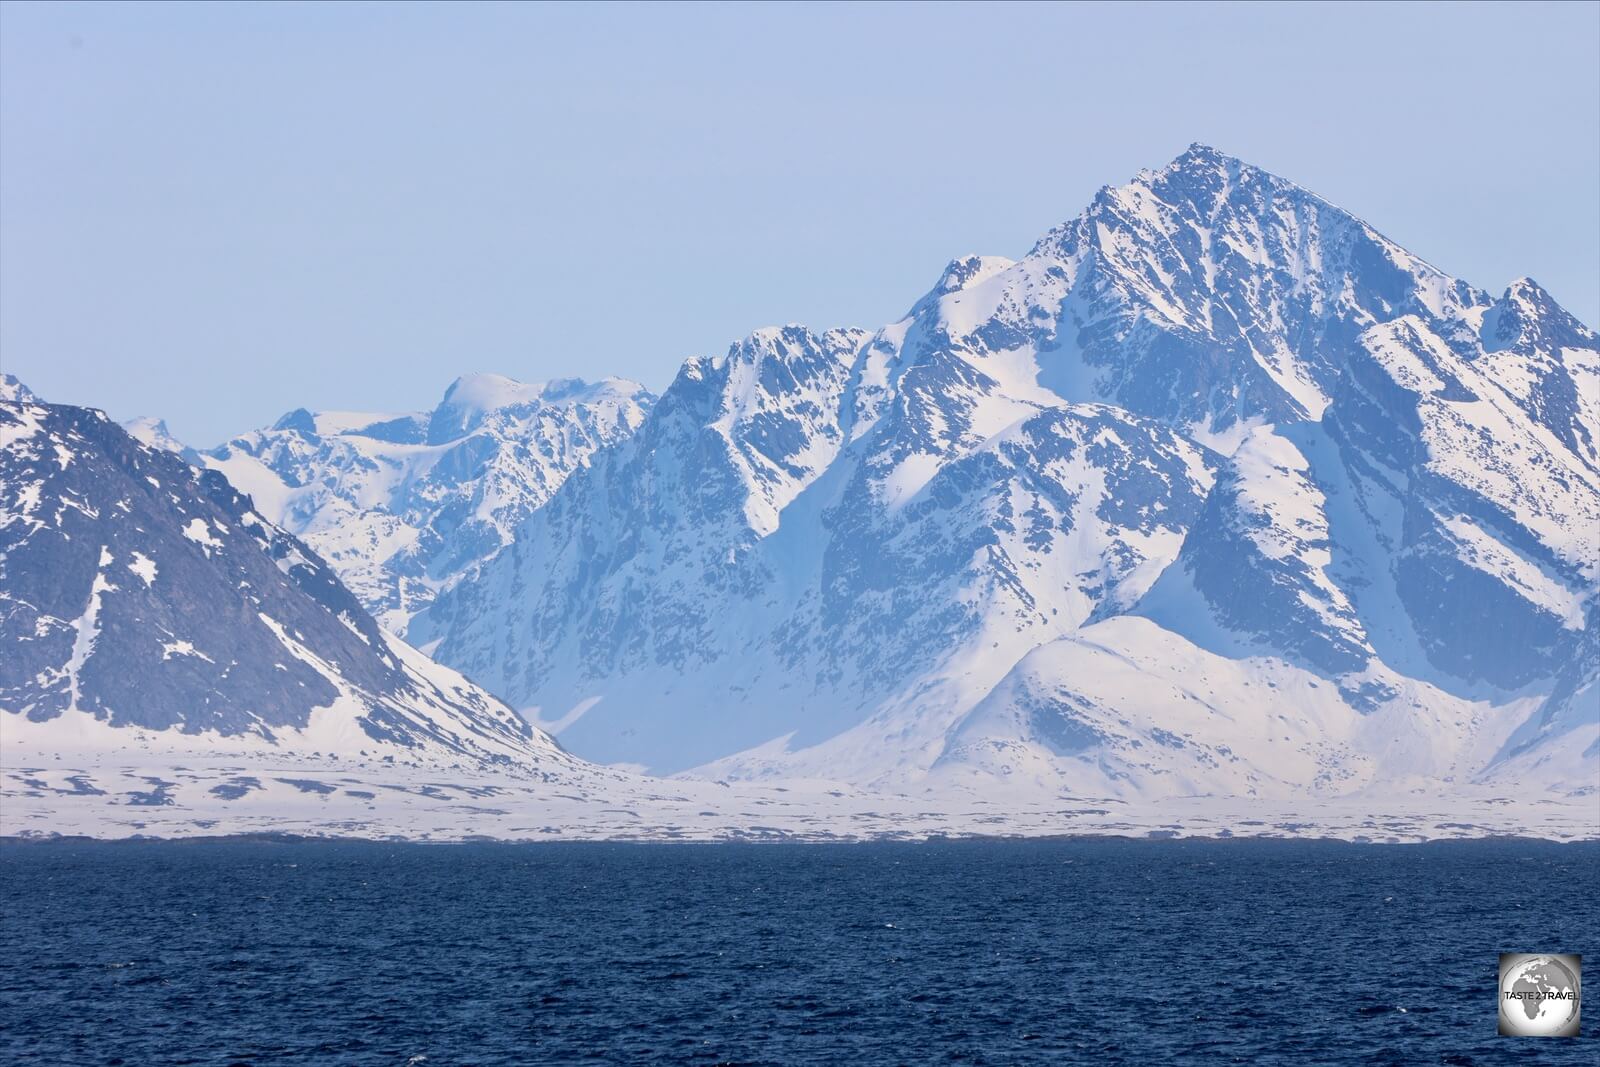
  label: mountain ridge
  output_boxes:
[179,373,656,632]
[413,145,1597,801]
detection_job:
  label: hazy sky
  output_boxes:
[2,1,1596,446]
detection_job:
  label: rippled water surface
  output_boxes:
[1,839,1595,1064]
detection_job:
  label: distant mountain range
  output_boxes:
[129,375,652,632]
[6,145,1595,814]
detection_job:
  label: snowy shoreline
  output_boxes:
[7,831,1597,847]
[6,755,1595,845]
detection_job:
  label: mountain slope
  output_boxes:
[0,393,569,770]
[418,146,1598,801]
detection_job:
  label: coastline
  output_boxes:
[6,830,1598,847]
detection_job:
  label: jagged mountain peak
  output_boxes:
[428,372,650,444]
[1155,141,1288,185]
[933,255,1018,296]
[663,324,868,440]
[1504,275,1555,304]
[247,374,653,455]
[0,373,36,403]
[911,145,1485,436]
[124,414,175,439]
[719,324,869,364]
[121,416,202,465]
[416,148,1597,803]
[1031,143,1293,254]
[627,324,873,538]
[437,371,645,413]
[1483,277,1597,351]
[263,406,426,444]
[1030,143,1449,283]
[1174,140,1231,163]
[270,407,319,434]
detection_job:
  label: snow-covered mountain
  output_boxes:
[186,374,652,631]
[0,389,572,771]
[122,415,204,465]
[1,374,35,403]
[417,145,1599,803]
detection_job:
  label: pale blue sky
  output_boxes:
[2,1,1596,445]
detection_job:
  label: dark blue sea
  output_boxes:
[1,839,1594,1065]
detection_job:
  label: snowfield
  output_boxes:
[4,744,1595,844]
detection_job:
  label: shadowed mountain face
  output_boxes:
[0,398,563,768]
[414,146,1598,797]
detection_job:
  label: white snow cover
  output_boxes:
[181,517,222,550]
[121,416,191,458]
[4,728,1593,843]
[126,552,158,586]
